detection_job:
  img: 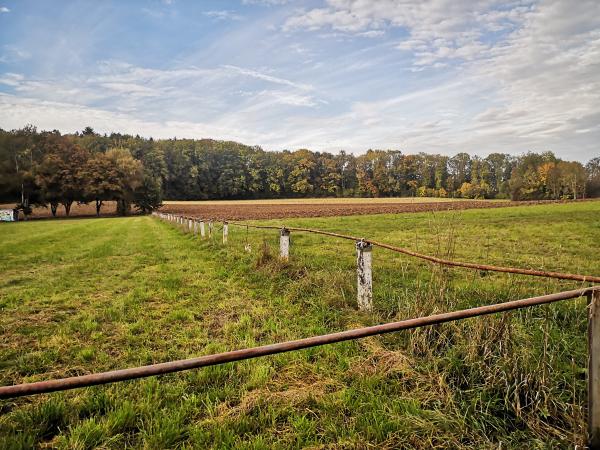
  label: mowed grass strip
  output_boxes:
[0,201,599,448]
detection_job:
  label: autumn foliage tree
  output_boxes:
[35,134,89,216]
[1,126,599,215]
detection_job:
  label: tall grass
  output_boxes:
[0,201,598,448]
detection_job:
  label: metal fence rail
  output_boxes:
[158,213,600,284]
[3,212,600,446]
[1,287,599,446]
[0,287,596,398]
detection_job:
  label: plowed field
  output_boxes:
[159,199,564,220]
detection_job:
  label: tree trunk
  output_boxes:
[64,201,73,216]
[116,199,131,216]
[95,199,103,216]
[50,202,58,217]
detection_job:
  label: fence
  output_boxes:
[154,212,600,312]
[1,211,599,447]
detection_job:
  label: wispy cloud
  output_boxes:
[202,10,244,21]
[241,0,289,5]
[0,0,598,161]
[0,45,31,63]
[221,65,313,91]
[0,6,10,13]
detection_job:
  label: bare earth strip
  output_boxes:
[2,198,591,221]
[158,199,581,220]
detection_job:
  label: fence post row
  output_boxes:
[223,222,228,244]
[356,240,373,312]
[589,289,600,449]
[280,228,290,261]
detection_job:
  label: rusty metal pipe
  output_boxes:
[0,287,596,399]
[223,220,600,284]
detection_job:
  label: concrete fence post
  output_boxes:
[209,221,213,239]
[356,240,373,311]
[589,289,600,449]
[223,222,228,244]
[193,220,198,236]
[188,219,193,233]
[280,228,290,261]
[200,221,206,239]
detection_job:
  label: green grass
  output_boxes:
[0,201,599,448]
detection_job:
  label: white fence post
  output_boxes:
[589,289,600,449]
[200,221,205,239]
[188,218,193,233]
[280,228,290,261]
[356,240,373,311]
[223,222,228,244]
[193,220,198,236]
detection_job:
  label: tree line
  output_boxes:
[0,126,160,217]
[1,125,599,217]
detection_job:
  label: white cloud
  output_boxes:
[203,10,244,21]
[241,0,289,5]
[0,45,31,64]
[0,6,10,13]
[358,30,385,38]
[1,0,598,161]
[284,1,530,67]
[221,64,313,91]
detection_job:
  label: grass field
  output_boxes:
[1,201,599,448]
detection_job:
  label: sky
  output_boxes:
[0,0,599,161]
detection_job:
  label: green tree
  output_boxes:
[104,148,144,216]
[134,174,163,213]
[35,134,89,216]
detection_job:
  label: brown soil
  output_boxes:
[158,199,573,221]
[4,199,590,221]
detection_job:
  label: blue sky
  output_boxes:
[0,0,599,160]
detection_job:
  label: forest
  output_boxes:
[1,125,599,217]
